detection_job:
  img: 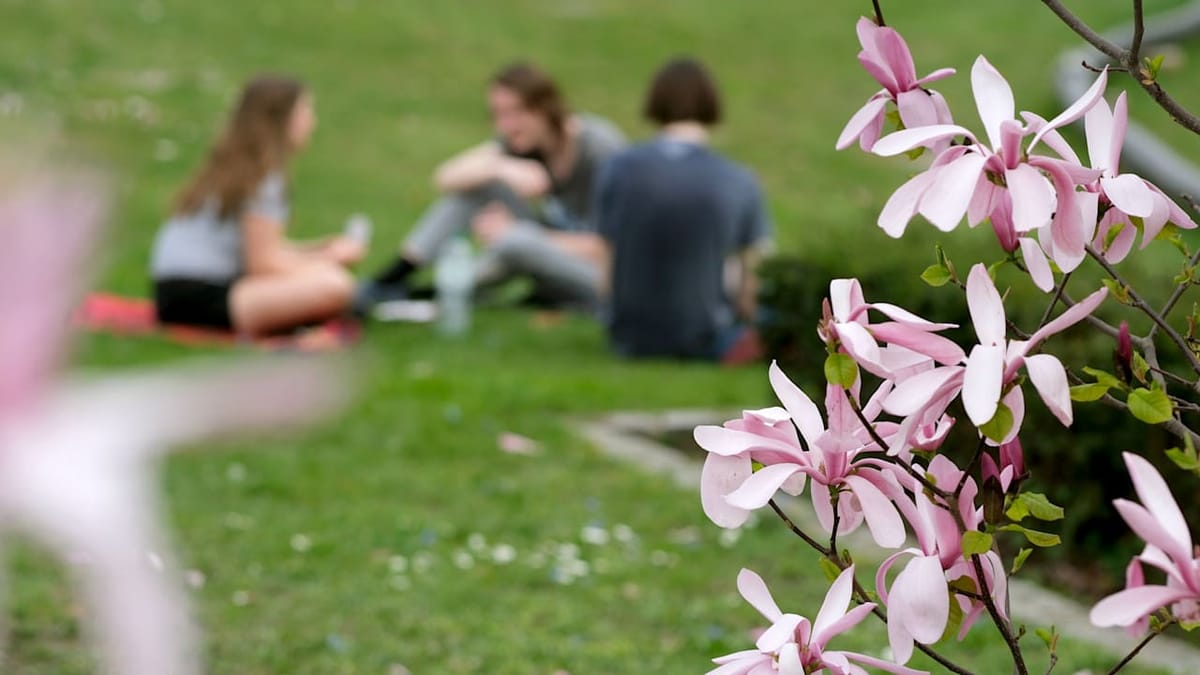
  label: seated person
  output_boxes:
[150,74,364,336]
[360,61,625,312]
[596,57,772,362]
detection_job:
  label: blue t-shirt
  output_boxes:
[597,138,771,359]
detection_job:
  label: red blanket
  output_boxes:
[75,294,360,352]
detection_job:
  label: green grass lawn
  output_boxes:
[2,0,1195,672]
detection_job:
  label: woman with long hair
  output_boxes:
[150,74,363,336]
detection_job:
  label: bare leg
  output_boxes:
[229,262,354,337]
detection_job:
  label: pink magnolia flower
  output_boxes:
[696,363,909,549]
[870,57,1107,274]
[825,279,965,382]
[1084,92,1199,262]
[875,456,1009,664]
[1091,453,1200,632]
[885,264,1106,439]
[0,174,349,675]
[837,17,955,152]
[710,566,928,675]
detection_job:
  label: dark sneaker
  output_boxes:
[352,280,409,317]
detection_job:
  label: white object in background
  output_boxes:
[343,213,372,246]
[434,238,473,336]
[372,299,438,323]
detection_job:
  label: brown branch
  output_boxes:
[970,552,1030,675]
[768,499,831,555]
[1106,619,1173,674]
[1041,0,1200,135]
[872,0,886,26]
[1130,0,1146,62]
[1159,246,1200,320]
[1086,245,1200,375]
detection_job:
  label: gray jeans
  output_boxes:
[403,181,600,310]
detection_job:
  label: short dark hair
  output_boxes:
[642,57,721,126]
[491,61,569,139]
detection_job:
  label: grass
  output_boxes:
[1,0,1196,672]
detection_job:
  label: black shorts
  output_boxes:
[154,278,234,329]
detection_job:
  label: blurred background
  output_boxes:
[3,0,1198,672]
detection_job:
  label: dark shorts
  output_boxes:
[154,278,234,329]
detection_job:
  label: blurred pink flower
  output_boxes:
[0,174,348,674]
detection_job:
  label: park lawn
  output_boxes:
[1,0,1194,672]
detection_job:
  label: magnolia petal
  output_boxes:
[915,67,956,87]
[813,565,857,641]
[726,463,805,510]
[966,263,1006,345]
[918,152,987,231]
[1024,354,1072,425]
[777,643,804,675]
[1030,66,1108,151]
[815,602,876,650]
[897,89,940,131]
[1085,97,1113,174]
[872,124,973,157]
[891,555,950,646]
[707,652,772,675]
[878,170,935,237]
[1091,585,1196,627]
[870,323,965,365]
[1019,237,1054,291]
[1140,190,1173,246]
[1123,453,1193,554]
[1094,209,1136,263]
[700,453,753,528]
[971,55,1015,150]
[694,425,800,458]
[1022,111,1082,165]
[999,386,1026,445]
[737,568,783,621]
[875,27,918,90]
[837,95,889,151]
[830,278,865,323]
[1028,286,1107,348]
[844,475,906,548]
[1102,174,1155,218]
[1112,500,1193,573]
[962,345,1005,427]
[1006,164,1055,232]
[835,321,883,376]
[868,303,956,330]
[768,361,825,448]
[883,367,963,417]
[967,174,998,226]
[756,613,804,653]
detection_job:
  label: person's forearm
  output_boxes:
[433,154,502,193]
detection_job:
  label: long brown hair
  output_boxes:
[491,62,569,141]
[175,75,305,218]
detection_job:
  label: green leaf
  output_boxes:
[1166,446,1200,472]
[941,589,964,641]
[824,353,859,389]
[935,243,948,268]
[1035,625,1059,651]
[987,259,1007,279]
[1083,367,1124,390]
[1102,220,1126,251]
[1011,548,1033,574]
[1131,351,1150,384]
[1145,54,1165,80]
[1012,493,1065,522]
[1101,278,1132,305]
[1128,387,1173,424]
[817,556,842,583]
[961,531,994,558]
[999,524,1061,547]
[921,264,953,288]
[978,403,1014,443]
[1069,383,1109,402]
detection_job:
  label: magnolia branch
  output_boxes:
[1106,618,1173,674]
[1039,0,1200,135]
[970,552,1030,675]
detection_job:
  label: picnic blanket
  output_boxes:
[75,293,361,352]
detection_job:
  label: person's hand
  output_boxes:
[325,235,366,267]
[495,158,551,198]
[471,202,515,247]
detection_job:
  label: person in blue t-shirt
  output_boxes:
[596,57,773,362]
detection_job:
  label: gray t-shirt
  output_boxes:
[504,113,626,231]
[150,173,289,284]
[597,138,771,358]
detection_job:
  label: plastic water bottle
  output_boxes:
[343,213,373,246]
[434,238,473,336]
